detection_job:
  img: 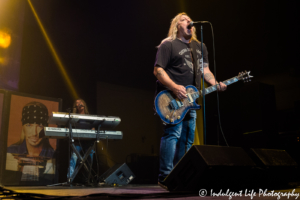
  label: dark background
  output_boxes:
[18,0,300,157]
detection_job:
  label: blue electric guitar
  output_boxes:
[154,71,253,125]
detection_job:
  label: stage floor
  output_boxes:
[2,184,300,199]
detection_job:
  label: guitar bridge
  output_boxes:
[187,93,193,103]
[176,100,183,107]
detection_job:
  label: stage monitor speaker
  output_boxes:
[164,145,256,191]
[248,148,298,187]
[98,163,135,186]
[250,148,298,167]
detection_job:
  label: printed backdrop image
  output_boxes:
[4,94,59,185]
[0,93,3,134]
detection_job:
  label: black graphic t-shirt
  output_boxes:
[154,38,208,89]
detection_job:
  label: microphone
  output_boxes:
[73,104,84,108]
[187,21,210,29]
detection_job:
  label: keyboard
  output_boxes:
[44,127,123,140]
[48,112,121,129]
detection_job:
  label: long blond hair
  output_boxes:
[158,12,199,47]
[72,99,89,114]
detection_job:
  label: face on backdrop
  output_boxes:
[23,123,43,147]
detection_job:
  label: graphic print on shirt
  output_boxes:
[184,58,193,71]
[179,47,203,75]
[196,49,203,76]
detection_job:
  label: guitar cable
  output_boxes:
[208,22,229,147]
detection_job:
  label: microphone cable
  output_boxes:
[209,22,229,147]
[207,22,229,147]
[190,21,229,146]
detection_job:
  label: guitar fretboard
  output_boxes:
[199,76,239,96]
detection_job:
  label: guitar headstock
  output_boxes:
[238,71,253,83]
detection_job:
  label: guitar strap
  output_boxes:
[185,41,200,152]
[190,41,201,90]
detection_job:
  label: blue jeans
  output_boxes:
[158,110,197,182]
[68,141,95,179]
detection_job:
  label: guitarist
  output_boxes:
[153,12,227,190]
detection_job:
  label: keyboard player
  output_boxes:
[68,98,95,183]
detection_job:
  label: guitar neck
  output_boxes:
[199,76,240,96]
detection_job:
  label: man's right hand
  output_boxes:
[154,67,187,100]
[172,85,187,100]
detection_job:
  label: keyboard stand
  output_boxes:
[69,143,96,185]
[68,121,104,186]
[48,113,101,187]
[47,141,97,187]
[47,112,112,187]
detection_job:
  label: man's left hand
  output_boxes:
[217,82,227,91]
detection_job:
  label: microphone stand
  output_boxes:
[200,25,207,145]
[48,107,98,187]
[47,108,73,187]
[68,109,73,185]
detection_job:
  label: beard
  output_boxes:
[183,32,192,40]
[181,27,192,40]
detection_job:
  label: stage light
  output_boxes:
[0,30,11,48]
[0,57,5,64]
[27,0,79,99]
[0,57,8,65]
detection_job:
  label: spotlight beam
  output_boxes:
[27,0,78,100]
